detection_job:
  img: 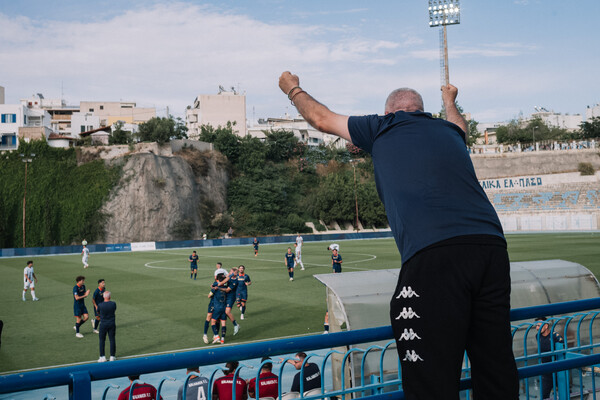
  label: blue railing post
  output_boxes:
[556,343,569,400]
[69,371,91,400]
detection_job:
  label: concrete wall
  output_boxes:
[472,149,600,179]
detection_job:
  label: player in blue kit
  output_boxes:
[189,251,199,280]
[331,249,343,273]
[210,273,231,344]
[91,279,106,333]
[73,275,91,338]
[202,287,216,344]
[285,247,295,281]
[225,267,240,335]
[252,237,260,257]
[235,265,251,320]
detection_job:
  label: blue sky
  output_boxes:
[0,0,598,124]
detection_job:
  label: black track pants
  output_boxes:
[390,235,519,400]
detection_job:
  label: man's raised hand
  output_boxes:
[279,71,300,95]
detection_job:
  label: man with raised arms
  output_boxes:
[278,71,518,399]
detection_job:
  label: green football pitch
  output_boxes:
[1,233,600,374]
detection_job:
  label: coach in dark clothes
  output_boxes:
[97,291,117,362]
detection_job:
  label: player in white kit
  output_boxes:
[23,260,39,301]
[82,245,90,269]
[295,234,305,270]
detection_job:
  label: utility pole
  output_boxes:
[20,153,35,248]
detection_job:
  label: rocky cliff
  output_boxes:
[100,148,228,243]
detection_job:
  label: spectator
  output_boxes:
[178,366,209,400]
[213,361,247,400]
[118,375,162,400]
[536,317,564,399]
[287,352,321,393]
[248,357,279,399]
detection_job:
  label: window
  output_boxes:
[100,105,104,110]
[89,108,94,112]
[1,114,17,123]
[81,125,86,133]
[24,115,27,125]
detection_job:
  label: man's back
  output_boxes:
[178,376,209,400]
[118,382,160,400]
[348,111,503,262]
[291,363,321,393]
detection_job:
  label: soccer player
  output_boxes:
[295,234,305,270]
[91,279,106,333]
[252,237,259,256]
[331,249,342,273]
[189,251,199,280]
[225,267,241,335]
[81,245,90,269]
[73,275,90,338]
[22,260,39,301]
[203,287,216,344]
[248,357,279,399]
[285,247,295,281]
[215,262,228,278]
[118,375,162,400]
[210,273,231,344]
[235,265,251,320]
[212,361,247,400]
[177,366,209,400]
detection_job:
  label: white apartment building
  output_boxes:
[0,99,53,151]
[186,89,246,139]
[21,94,79,135]
[585,104,600,121]
[532,110,582,131]
[71,112,101,136]
[247,114,346,148]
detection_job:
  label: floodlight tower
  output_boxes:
[428,0,461,87]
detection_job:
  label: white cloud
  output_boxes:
[0,3,419,118]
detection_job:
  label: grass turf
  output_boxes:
[0,233,599,373]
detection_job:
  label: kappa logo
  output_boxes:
[402,350,424,362]
[398,328,421,341]
[396,286,420,299]
[395,307,420,320]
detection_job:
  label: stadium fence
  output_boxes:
[2,299,600,399]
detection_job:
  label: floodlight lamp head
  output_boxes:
[428,0,461,27]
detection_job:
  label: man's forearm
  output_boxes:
[292,91,334,133]
[444,101,468,139]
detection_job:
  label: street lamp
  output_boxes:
[428,0,461,86]
[532,126,538,150]
[349,159,360,232]
[20,153,35,248]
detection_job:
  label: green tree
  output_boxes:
[237,135,267,173]
[137,116,188,144]
[265,129,299,162]
[199,122,241,164]
[579,117,600,139]
[109,121,132,145]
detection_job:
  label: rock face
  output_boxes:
[101,150,228,243]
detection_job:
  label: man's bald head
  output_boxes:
[384,88,424,114]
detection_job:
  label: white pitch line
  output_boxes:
[145,252,377,270]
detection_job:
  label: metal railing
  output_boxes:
[2,298,600,400]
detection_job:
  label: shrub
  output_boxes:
[578,162,595,176]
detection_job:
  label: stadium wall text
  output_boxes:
[0,231,393,258]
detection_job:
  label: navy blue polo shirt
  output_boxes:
[348,111,503,263]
